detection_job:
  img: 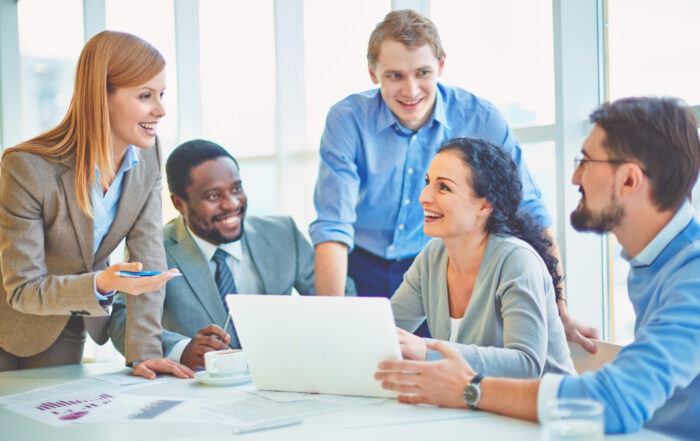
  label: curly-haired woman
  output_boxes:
[391,137,575,377]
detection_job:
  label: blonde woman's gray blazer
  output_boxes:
[0,141,167,364]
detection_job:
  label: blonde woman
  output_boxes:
[0,31,193,379]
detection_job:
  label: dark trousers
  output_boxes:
[0,315,86,371]
[348,246,431,337]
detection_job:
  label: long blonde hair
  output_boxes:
[2,30,165,216]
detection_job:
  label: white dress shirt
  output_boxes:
[167,226,264,362]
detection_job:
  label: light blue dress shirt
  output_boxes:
[310,83,551,260]
[538,202,700,439]
[92,145,139,300]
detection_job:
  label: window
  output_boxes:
[303,0,391,151]
[17,0,83,142]
[430,0,555,127]
[430,0,557,234]
[199,0,276,158]
[607,0,700,104]
[606,0,700,344]
[106,0,179,158]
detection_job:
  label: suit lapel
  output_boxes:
[94,150,150,263]
[243,218,280,293]
[60,161,95,269]
[168,217,228,325]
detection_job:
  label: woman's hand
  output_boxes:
[132,358,194,380]
[559,302,601,354]
[95,262,180,295]
[397,327,429,360]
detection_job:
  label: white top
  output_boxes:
[167,226,264,361]
[449,316,464,343]
[187,225,264,294]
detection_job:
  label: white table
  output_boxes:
[0,363,677,441]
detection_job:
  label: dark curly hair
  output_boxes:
[438,137,563,302]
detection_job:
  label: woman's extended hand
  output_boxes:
[396,327,429,360]
[95,262,180,295]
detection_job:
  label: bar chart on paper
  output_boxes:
[36,394,114,421]
[128,399,183,420]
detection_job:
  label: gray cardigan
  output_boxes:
[391,235,575,378]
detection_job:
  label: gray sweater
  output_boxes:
[391,235,575,378]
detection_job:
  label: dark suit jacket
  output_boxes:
[111,215,356,355]
[0,142,167,363]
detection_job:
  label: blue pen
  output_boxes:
[115,270,181,277]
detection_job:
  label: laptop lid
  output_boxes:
[226,295,401,398]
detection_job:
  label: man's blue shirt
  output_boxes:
[558,202,700,439]
[310,83,551,259]
[92,145,139,300]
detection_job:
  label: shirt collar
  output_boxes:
[432,84,449,129]
[623,201,695,266]
[94,145,140,180]
[376,91,398,133]
[374,83,449,134]
[186,224,243,263]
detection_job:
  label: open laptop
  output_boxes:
[225,295,401,398]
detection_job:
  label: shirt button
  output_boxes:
[404,198,410,205]
[407,168,414,174]
[398,224,405,230]
[388,245,395,250]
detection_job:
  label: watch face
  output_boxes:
[464,384,480,405]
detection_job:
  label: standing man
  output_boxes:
[310,9,595,346]
[376,97,700,440]
[111,140,355,370]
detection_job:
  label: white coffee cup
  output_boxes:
[204,349,247,377]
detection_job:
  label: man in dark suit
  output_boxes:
[111,139,355,369]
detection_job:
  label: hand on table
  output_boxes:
[132,358,194,380]
[396,327,428,360]
[96,262,180,295]
[180,324,231,370]
[561,310,601,354]
[375,340,475,408]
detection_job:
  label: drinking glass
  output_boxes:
[542,399,604,441]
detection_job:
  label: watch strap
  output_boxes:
[463,374,484,409]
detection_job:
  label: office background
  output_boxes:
[0,0,698,361]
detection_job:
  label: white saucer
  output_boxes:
[194,370,252,386]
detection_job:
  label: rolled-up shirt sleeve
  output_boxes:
[537,373,566,423]
[309,105,361,250]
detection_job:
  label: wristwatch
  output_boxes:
[462,374,484,409]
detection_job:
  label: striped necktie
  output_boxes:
[212,248,237,310]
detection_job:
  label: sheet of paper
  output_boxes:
[0,374,179,427]
[191,394,344,432]
[76,394,187,424]
[0,378,125,427]
[243,385,384,406]
[93,371,173,388]
[0,378,120,406]
[0,375,471,432]
[332,399,489,429]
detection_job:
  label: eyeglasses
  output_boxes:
[573,156,648,176]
